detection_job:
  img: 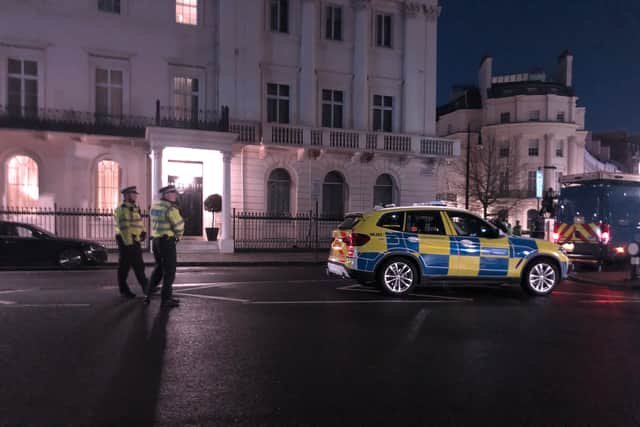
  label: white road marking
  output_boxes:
[0,303,91,308]
[248,299,463,305]
[0,300,16,305]
[407,308,430,342]
[174,292,249,303]
[0,289,34,295]
[337,284,474,302]
[580,299,640,304]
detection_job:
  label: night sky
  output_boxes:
[437,0,640,133]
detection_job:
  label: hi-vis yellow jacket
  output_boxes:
[114,201,145,246]
[149,200,185,240]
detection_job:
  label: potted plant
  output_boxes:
[203,194,222,241]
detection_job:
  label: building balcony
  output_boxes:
[260,123,460,158]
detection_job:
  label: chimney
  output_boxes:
[478,54,492,106]
[558,50,573,87]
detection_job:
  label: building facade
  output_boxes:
[0,0,458,251]
[436,52,590,230]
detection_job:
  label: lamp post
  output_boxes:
[465,123,471,210]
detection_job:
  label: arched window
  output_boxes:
[7,155,38,206]
[97,160,120,210]
[267,168,291,215]
[322,171,346,218]
[373,173,395,206]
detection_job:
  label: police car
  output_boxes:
[327,203,570,296]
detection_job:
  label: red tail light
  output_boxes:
[601,223,610,245]
[346,233,370,257]
[552,223,560,243]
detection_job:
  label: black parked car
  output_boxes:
[0,221,108,267]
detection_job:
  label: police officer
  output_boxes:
[114,186,148,298]
[145,185,184,308]
[513,220,522,236]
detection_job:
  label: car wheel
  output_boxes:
[378,257,417,296]
[521,259,559,296]
[58,249,84,269]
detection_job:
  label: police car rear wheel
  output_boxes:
[378,258,417,296]
[522,260,558,296]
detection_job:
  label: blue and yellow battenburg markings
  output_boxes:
[353,232,547,278]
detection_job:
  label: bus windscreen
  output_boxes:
[602,183,640,227]
[557,184,601,224]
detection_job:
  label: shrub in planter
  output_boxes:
[203,194,222,241]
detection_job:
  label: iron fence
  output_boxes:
[233,209,343,251]
[0,206,150,250]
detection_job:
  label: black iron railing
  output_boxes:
[0,206,150,250]
[154,102,229,132]
[232,209,343,251]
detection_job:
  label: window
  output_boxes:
[499,142,509,158]
[372,95,393,132]
[499,171,509,196]
[267,168,291,215]
[325,5,342,40]
[266,83,290,124]
[528,139,539,157]
[435,192,457,202]
[447,211,499,238]
[500,112,510,123]
[557,112,565,122]
[322,171,346,218]
[98,0,120,13]
[95,68,123,117]
[375,13,392,48]
[176,0,197,25]
[373,174,395,206]
[406,211,445,235]
[270,0,289,33]
[377,211,404,231]
[527,170,537,195]
[6,155,39,206]
[529,110,540,121]
[97,160,119,210]
[7,58,38,116]
[173,77,200,121]
[556,140,564,157]
[321,89,343,128]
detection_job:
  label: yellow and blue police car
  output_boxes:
[327,204,570,296]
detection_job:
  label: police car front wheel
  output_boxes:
[378,258,418,296]
[521,259,559,296]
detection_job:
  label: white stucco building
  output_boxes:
[436,52,592,230]
[0,0,457,251]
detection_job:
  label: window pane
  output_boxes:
[383,110,392,132]
[322,89,332,101]
[280,0,289,32]
[373,109,381,131]
[406,212,445,235]
[373,95,382,106]
[24,93,38,111]
[110,70,123,85]
[333,105,343,128]
[96,68,108,84]
[377,212,404,230]
[267,83,277,96]
[384,15,392,47]
[322,104,332,127]
[325,6,333,39]
[334,90,343,103]
[96,86,108,114]
[7,155,39,206]
[111,88,123,115]
[383,96,392,107]
[8,77,21,94]
[97,160,120,210]
[7,93,21,110]
[270,0,278,31]
[267,98,277,122]
[334,7,342,40]
[23,61,37,76]
[24,79,37,96]
[8,58,21,74]
[376,15,383,46]
[279,84,289,97]
[278,99,289,123]
[191,78,199,92]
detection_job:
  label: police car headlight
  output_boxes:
[628,241,640,257]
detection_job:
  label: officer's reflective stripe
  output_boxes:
[150,200,184,238]
[114,202,145,245]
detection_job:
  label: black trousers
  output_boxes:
[148,237,177,301]
[116,235,148,294]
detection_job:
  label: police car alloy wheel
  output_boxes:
[378,258,417,296]
[522,260,558,296]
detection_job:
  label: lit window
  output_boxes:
[173,77,200,121]
[321,89,343,128]
[270,0,289,33]
[266,83,290,124]
[7,58,38,117]
[325,5,342,41]
[7,155,39,206]
[375,13,392,48]
[95,68,123,117]
[97,160,120,210]
[527,171,537,195]
[372,95,393,132]
[98,0,120,14]
[176,0,197,25]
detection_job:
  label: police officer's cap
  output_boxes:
[121,186,139,195]
[159,184,177,195]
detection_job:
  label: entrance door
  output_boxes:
[167,160,203,237]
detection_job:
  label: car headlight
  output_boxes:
[85,244,104,253]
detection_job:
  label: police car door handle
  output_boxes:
[460,239,474,247]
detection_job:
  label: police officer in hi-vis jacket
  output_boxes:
[114,186,148,298]
[145,185,184,308]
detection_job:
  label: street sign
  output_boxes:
[536,169,543,199]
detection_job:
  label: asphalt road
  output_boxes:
[2,267,640,426]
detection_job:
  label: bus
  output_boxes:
[554,172,640,266]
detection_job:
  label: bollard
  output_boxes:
[627,241,640,280]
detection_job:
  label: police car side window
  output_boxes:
[406,211,445,235]
[377,212,405,231]
[448,212,498,238]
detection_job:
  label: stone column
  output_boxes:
[352,0,371,130]
[402,3,424,134]
[219,151,234,253]
[423,4,440,136]
[299,0,317,126]
[151,147,163,198]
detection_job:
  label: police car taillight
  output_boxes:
[346,233,370,257]
[552,223,560,243]
[601,223,611,245]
